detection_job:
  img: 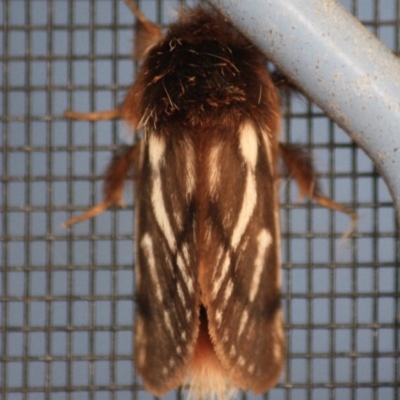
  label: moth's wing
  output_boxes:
[201,122,285,393]
[134,133,199,395]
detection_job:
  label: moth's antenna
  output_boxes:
[124,0,163,60]
[124,0,151,24]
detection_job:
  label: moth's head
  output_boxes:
[132,5,237,60]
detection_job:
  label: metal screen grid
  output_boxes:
[0,1,399,400]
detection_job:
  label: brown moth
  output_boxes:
[65,1,356,398]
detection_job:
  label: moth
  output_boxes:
[65,0,356,398]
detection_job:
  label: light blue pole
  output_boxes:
[210,0,400,225]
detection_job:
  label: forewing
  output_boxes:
[134,133,198,395]
[201,122,285,392]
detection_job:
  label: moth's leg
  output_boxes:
[271,70,298,92]
[64,109,122,121]
[279,142,358,231]
[64,142,140,228]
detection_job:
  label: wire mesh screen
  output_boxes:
[1,0,399,399]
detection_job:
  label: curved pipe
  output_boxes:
[210,0,400,225]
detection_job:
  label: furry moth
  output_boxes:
[65,1,356,398]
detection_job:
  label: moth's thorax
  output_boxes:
[123,8,281,134]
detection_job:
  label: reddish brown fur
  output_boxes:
[122,7,280,134]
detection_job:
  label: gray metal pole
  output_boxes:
[210,0,400,225]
